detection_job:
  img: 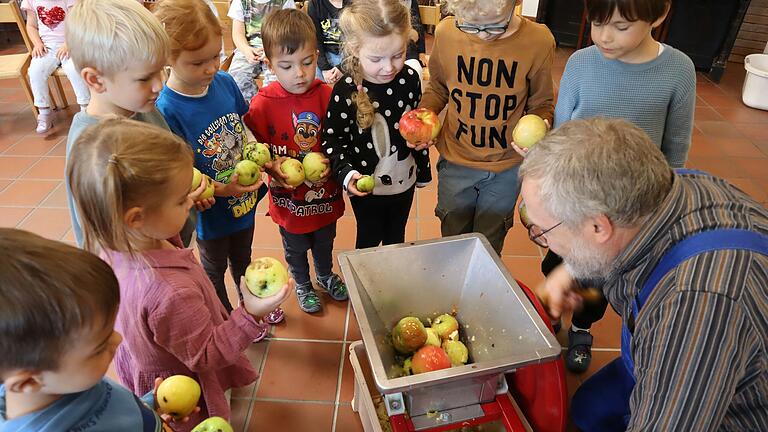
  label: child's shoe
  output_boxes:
[35,110,53,134]
[252,322,269,343]
[317,273,348,301]
[565,328,593,373]
[296,282,322,313]
[264,307,285,324]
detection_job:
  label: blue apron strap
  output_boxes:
[625,228,768,373]
[674,168,709,176]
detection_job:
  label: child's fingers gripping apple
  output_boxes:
[264,156,294,189]
[151,377,202,425]
[239,276,293,319]
[347,172,370,197]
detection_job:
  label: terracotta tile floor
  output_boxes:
[1,44,766,431]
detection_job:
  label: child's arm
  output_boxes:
[23,6,46,58]
[322,84,366,195]
[419,26,449,115]
[408,0,426,59]
[661,73,696,168]
[553,61,578,129]
[307,0,332,72]
[523,41,556,125]
[409,79,432,186]
[232,20,262,64]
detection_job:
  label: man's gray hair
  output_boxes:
[519,118,672,227]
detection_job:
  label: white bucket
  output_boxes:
[742,54,768,111]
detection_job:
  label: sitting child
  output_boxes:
[0,228,165,431]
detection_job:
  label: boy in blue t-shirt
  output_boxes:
[0,229,167,432]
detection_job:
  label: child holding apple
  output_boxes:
[68,118,291,432]
[322,0,431,249]
[153,0,278,322]
[243,9,347,314]
[537,0,695,374]
[0,228,193,431]
[417,0,555,255]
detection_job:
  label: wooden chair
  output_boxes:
[418,1,441,26]
[0,0,36,119]
[213,1,235,71]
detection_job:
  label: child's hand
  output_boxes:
[316,156,332,184]
[406,138,436,152]
[239,277,292,319]
[323,67,342,84]
[263,157,293,189]
[419,53,427,67]
[346,172,370,197]
[152,377,201,425]
[409,28,419,43]
[215,174,264,197]
[55,44,69,61]
[511,143,530,158]
[188,175,216,210]
[31,43,47,58]
[244,47,264,64]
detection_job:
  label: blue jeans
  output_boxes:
[435,158,521,254]
[317,51,343,82]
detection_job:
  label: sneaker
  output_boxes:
[35,111,53,134]
[296,282,322,313]
[565,329,593,373]
[252,322,269,343]
[317,273,348,301]
[264,307,285,324]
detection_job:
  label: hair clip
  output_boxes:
[356,84,364,92]
[108,155,119,165]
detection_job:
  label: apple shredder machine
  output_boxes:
[338,234,568,432]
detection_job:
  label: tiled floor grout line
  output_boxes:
[263,337,345,344]
[251,397,338,405]
[243,332,275,431]
[330,302,353,432]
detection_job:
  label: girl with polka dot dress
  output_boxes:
[322,0,431,249]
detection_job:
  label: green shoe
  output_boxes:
[296,282,322,313]
[317,273,348,301]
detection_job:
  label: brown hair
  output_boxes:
[586,0,670,25]
[520,118,672,227]
[340,0,411,129]
[67,118,193,256]
[153,0,222,60]
[262,8,318,60]
[0,228,120,373]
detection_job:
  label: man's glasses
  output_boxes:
[519,200,562,248]
[454,7,515,35]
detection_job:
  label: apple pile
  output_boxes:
[156,375,201,421]
[399,108,440,146]
[390,314,470,376]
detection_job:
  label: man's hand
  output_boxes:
[534,264,582,320]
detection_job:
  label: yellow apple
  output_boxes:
[356,175,374,193]
[302,152,328,183]
[280,158,305,187]
[192,417,234,432]
[245,257,289,298]
[234,160,260,186]
[156,375,201,420]
[512,114,547,149]
[191,168,202,191]
[199,175,215,200]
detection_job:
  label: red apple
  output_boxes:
[399,108,440,145]
[411,345,451,374]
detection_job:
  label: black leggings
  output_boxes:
[350,187,415,249]
[541,250,609,329]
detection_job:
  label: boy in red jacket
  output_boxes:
[244,8,346,314]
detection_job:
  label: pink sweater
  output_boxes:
[105,239,262,431]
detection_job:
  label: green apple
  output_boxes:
[245,257,289,298]
[156,375,201,420]
[192,416,234,432]
[392,316,427,354]
[191,167,202,191]
[234,160,261,186]
[432,314,459,340]
[199,175,215,200]
[356,175,374,193]
[302,152,328,183]
[442,339,469,366]
[512,114,547,149]
[280,158,305,187]
[244,142,271,167]
[425,328,441,347]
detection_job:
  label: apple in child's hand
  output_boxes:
[399,108,440,145]
[191,168,203,191]
[244,141,271,167]
[245,257,289,298]
[156,375,201,421]
[234,160,261,186]
[280,158,305,187]
[192,416,234,432]
[302,152,328,183]
[356,175,374,193]
[512,114,548,149]
[442,339,469,366]
[432,314,459,340]
[411,345,451,374]
[199,175,215,200]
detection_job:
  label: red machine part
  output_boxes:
[387,281,567,432]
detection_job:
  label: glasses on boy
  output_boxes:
[454,7,515,35]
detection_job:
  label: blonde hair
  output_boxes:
[444,0,513,18]
[519,118,672,227]
[66,0,169,76]
[340,0,411,129]
[67,118,194,256]
[153,0,222,60]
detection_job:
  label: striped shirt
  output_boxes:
[603,171,768,430]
